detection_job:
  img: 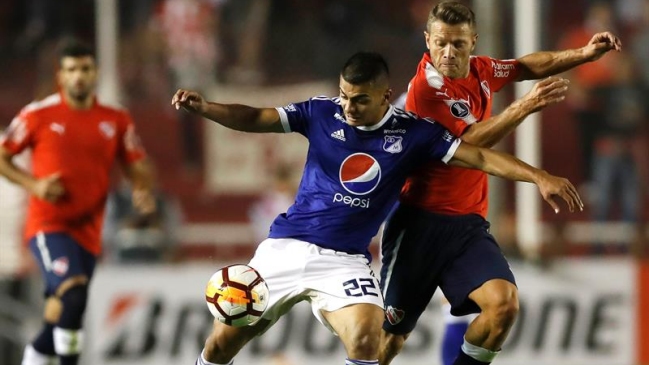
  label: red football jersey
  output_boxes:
[401,53,521,218]
[0,93,146,256]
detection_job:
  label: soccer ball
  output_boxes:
[204,264,270,327]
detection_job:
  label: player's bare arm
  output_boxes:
[122,158,156,215]
[460,76,569,148]
[516,31,622,80]
[449,142,583,213]
[171,89,284,133]
[0,145,65,202]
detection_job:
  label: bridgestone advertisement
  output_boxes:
[86,259,642,365]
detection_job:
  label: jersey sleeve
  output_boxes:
[275,99,316,137]
[481,56,521,92]
[117,111,147,164]
[0,110,37,155]
[420,118,462,164]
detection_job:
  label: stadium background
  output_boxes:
[0,0,647,364]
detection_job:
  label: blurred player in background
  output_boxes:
[378,2,622,365]
[172,51,582,365]
[0,39,156,365]
[248,163,297,243]
[102,176,183,264]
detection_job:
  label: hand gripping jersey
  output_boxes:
[269,96,461,260]
[0,93,146,256]
[401,53,521,218]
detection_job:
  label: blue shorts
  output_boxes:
[28,232,96,296]
[380,204,516,335]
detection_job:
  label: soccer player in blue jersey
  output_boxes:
[171,52,582,365]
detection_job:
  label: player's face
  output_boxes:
[339,76,392,127]
[58,56,98,103]
[425,20,477,79]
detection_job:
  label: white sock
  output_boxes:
[461,338,500,363]
[21,345,54,365]
[196,349,233,365]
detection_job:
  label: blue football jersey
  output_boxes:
[268,96,461,260]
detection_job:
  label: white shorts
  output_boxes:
[248,238,384,335]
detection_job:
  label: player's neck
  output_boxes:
[358,105,391,129]
[445,69,470,79]
[62,92,94,110]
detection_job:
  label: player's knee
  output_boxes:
[481,287,519,330]
[43,296,63,323]
[346,330,381,358]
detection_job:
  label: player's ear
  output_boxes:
[471,33,478,52]
[424,31,431,49]
[384,88,393,104]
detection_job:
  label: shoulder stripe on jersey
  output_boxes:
[23,94,61,113]
[312,95,343,107]
[392,108,418,120]
[424,62,445,90]
[311,95,333,101]
[275,107,292,133]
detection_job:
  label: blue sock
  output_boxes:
[442,322,469,365]
[345,359,379,365]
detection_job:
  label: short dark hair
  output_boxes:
[428,1,476,32]
[58,39,95,64]
[340,52,390,85]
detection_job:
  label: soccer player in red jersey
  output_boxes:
[0,40,155,365]
[378,3,622,365]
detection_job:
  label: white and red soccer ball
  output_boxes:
[204,264,269,327]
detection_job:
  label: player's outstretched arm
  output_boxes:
[449,142,584,213]
[460,76,569,148]
[0,146,65,202]
[123,158,156,215]
[171,89,284,133]
[516,31,622,80]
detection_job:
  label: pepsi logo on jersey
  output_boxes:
[333,153,381,208]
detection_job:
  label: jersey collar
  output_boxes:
[355,105,395,131]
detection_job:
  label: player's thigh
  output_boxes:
[28,232,96,295]
[301,245,383,335]
[246,238,321,331]
[440,230,516,316]
[380,206,452,334]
